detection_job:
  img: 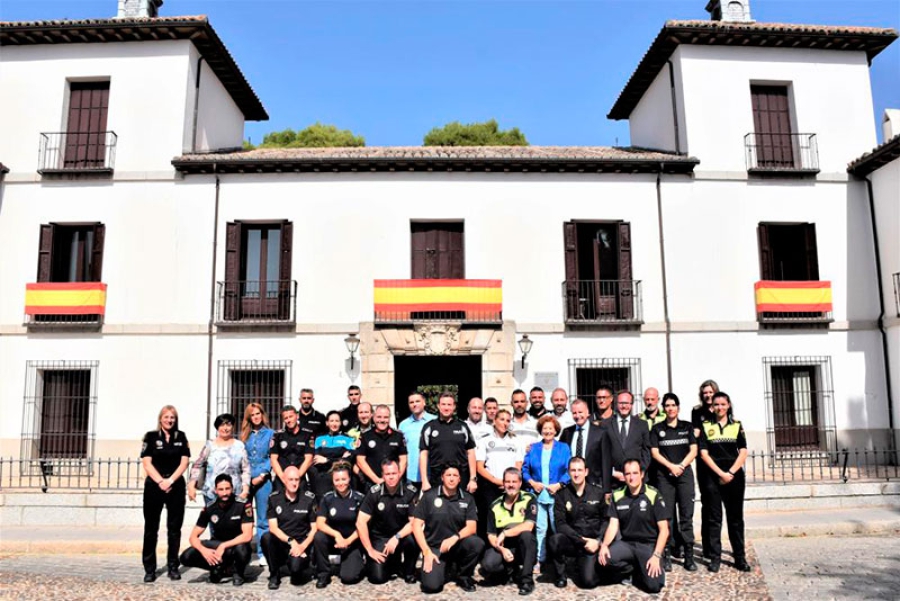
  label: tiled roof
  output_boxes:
[172,146,699,174]
[847,135,900,176]
[0,16,267,121]
[608,20,898,120]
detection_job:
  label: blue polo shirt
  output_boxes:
[398,411,436,482]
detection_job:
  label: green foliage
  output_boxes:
[259,122,365,148]
[423,119,528,146]
[417,384,458,417]
[242,139,255,150]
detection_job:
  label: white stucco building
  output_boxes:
[0,0,897,465]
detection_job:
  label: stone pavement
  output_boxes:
[754,534,900,601]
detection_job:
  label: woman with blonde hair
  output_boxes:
[241,403,275,566]
[141,405,190,582]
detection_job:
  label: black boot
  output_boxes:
[683,546,697,572]
[662,550,672,573]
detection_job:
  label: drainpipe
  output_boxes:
[205,165,220,437]
[191,56,204,153]
[667,60,681,154]
[863,176,896,449]
[656,164,674,392]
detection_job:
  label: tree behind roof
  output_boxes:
[259,122,365,148]
[423,119,528,146]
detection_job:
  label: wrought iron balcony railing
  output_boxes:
[563,280,643,324]
[374,279,502,324]
[38,131,117,173]
[216,280,297,325]
[745,132,819,173]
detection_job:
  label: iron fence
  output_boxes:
[563,280,643,324]
[0,457,143,491]
[745,448,899,484]
[38,131,117,173]
[216,280,297,325]
[745,132,819,173]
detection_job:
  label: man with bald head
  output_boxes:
[550,388,574,432]
[261,466,317,589]
[464,397,491,442]
[638,388,665,430]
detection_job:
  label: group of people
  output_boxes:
[141,380,749,595]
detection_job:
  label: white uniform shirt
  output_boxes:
[508,414,540,448]
[476,431,525,480]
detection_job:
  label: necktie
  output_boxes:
[575,427,584,458]
[620,418,627,442]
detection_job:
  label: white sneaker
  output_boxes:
[258,556,267,567]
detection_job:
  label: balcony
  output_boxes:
[563,280,643,326]
[24,282,106,330]
[745,133,819,175]
[216,280,297,328]
[374,279,502,324]
[38,131,117,175]
[755,280,833,325]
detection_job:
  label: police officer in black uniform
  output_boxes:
[270,405,315,492]
[313,461,366,588]
[357,459,419,584]
[412,465,485,594]
[140,405,190,582]
[482,467,538,596]
[692,379,718,559]
[357,404,408,486]
[650,392,698,571]
[339,385,362,433]
[598,459,670,594]
[179,474,253,586]
[297,388,327,441]
[419,392,477,494]
[261,466,317,589]
[546,456,607,589]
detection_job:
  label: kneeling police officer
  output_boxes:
[482,467,538,596]
[260,466,317,589]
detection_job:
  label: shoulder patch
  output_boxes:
[612,488,626,502]
[304,490,316,499]
[645,486,659,504]
[370,483,383,493]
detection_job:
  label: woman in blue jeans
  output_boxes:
[241,403,275,566]
[522,415,571,572]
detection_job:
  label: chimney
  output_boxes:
[883,109,900,141]
[705,0,753,23]
[116,0,163,18]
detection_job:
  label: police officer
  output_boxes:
[546,456,607,589]
[598,459,670,594]
[419,392,477,493]
[179,474,253,586]
[650,392,698,571]
[482,468,538,596]
[638,387,666,430]
[357,459,419,584]
[475,409,524,537]
[698,391,750,573]
[297,388,327,441]
[261,465,317,589]
[270,405,314,492]
[357,404,408,486]
[692,379,718,559]
[339,385,363,433]
[412,465,485,594]
[313,461,366,588]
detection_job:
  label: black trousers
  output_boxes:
[655,468,695,552]
[179,539,252,576]
[476,482,503,539]
[605,540,665,594]
[260,532,312,582]
[545,533,601,589]
[420,537,485,594]
[703,470,746,562]
[366,535,419,584]
[312,531,365,583]
[697,463,712,554]
[142,477,186,573]
[481,531,537,584]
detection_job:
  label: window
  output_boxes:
[65,81,110,170]
[411,222,464,279]
[223,221,293,321]
[763,356,835,452]
[563,221,635,321]
[757,223,818,281]
[22,361,98,460]
[568,358,643,409]
[37,223,105,283]
[751,85,794,169]
[217,360,292,433]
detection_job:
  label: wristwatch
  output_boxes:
[286,537,295,544]
[652,551,662,559]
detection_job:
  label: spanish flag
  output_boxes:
[754,281,832,313]
[25,282,107,315]
[374,279,501,321]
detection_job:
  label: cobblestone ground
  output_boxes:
[0,548,771,601]
[754,534,900,601]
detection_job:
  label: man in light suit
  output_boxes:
[559,399,612,495]
[604,391,651,487]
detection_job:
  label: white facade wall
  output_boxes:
[629,61,680,152]
[187,45,246,152]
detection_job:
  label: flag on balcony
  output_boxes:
[754,281,832,313]
[25,282,107,315]
[374,279,502,321]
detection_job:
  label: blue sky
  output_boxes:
[3,0,898,146]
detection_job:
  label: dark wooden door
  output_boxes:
[751,85,795,168]
[411,222,464,279]
[64,82,109,169]
[771,365,820,449]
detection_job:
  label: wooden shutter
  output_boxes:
[65,82,110,169]
[751,85,794,168]
[757,224,773,280]
[446,223,464,279]
[411,222,463,279]
[411,224,426,278]
[37,224,55,282]
[278,221,293,320]
[617,222,634,319]
[224,221,241,321]
[803,223,819,281]
[89,223,105,282]
[563,221,578,319]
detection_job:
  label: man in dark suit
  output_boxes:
[560,399,612,495]
[604,391,651,488]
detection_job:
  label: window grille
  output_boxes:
[762,356,835,454]
[216,360,292,435]
[568,358,643,412]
